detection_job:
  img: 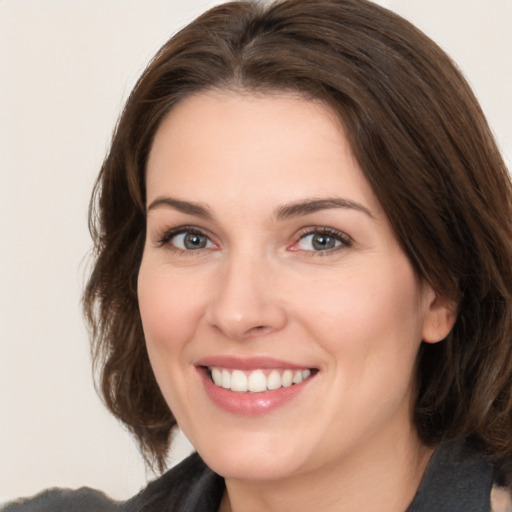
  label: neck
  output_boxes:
[219,429,433,512]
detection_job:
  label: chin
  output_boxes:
[189,428,311,481]
[204,450,307,482]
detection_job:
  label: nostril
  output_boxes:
[247,325,271,336]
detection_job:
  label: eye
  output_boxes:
[159,228,216,251]
[293,228,351,253]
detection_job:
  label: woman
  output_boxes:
[4,0,512,511]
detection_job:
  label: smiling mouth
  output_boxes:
[205,367,317,393]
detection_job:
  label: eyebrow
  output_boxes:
[147,196,213,218]
[275,198,374,221]
[146,196,373,221]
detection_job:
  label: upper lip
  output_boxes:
[195,355,315,371]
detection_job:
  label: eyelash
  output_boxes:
[155,226,352,255]
[156,226,217,254]
[291,227,352,256]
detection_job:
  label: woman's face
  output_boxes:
[138,91,452,481]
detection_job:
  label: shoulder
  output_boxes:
[125,452,224,512]
[407,438,503,512]
[1,453,223,512]
[1,487,120,512]
[1,453,222,512]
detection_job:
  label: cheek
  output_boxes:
[137,263,205,357]
[137,263,207,417]
[300,259,425,369]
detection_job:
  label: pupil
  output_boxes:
[184,233,207,249]
[312,234,335,250]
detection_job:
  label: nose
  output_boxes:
[205,252,288,341]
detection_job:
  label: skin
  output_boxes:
[138,91,455,512]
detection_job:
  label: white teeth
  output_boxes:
[248,370,267,392]
[209,367,314,393]
[221,369,231,389]
[267,370,282,390]
[292,370,304,384]
[211,367,222,386]
[281,369,293,387]
[230,370,248,392]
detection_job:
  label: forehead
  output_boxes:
[146,90,379,215]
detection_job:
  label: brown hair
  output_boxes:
[84,0,512,473]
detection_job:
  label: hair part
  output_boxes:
[84,0,512,473]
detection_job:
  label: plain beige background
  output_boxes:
[1,0,511,504]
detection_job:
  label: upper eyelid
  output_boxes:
[152,224,352,248]
[156,225,215,246]
[295,226,352,242]
[287,226,353,254]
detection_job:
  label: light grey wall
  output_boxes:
[1,0,510,503]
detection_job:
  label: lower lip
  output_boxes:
[198,368,315,416]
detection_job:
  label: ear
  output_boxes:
[421,286,457,344]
